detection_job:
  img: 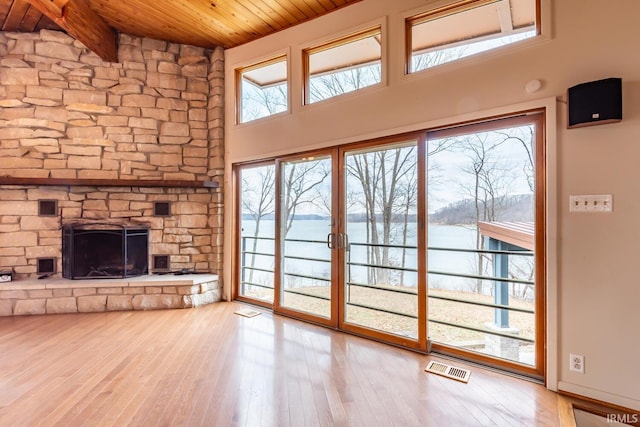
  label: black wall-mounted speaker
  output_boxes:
[567,77,622,128]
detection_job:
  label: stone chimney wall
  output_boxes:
[0,30,224,280]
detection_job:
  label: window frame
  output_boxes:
[405,0,541,75]
[303,26,384,106]
[235,54,289,125]
[233,159,277,307]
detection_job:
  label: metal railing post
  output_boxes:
[346,243,351,303]
[488,237,509,328]
[241,236,246,295]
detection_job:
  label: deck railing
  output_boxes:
[240,235,535,344]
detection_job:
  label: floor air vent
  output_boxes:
[234,308,261,318]
[425,361,471,383]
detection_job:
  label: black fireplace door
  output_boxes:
[63,225,149,279]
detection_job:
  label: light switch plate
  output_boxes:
[569,194,613,212]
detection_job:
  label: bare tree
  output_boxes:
[510,257,535,301]
[495,125,535,192]
[426,137,457,205]
[411,45,470,72]
[456,133,517,293]
[241,81,287,122]
[281,160,331,236]
[398,167,418,285]
[309,63,381,103]
[346,146,417,285]
[241,160,331,293]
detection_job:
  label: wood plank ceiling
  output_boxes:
[0,0,361,59]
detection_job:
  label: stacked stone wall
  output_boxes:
[0,30,224,281]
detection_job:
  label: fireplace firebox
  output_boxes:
[62,224,149,279]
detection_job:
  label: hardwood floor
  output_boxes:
[0,302,561,426]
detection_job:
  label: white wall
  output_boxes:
[224,0,640,410]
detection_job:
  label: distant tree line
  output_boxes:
[429,194,534,225]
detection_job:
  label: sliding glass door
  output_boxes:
[237,162,276,306]
[425,114,545,378]
[275,152,337,326]
[235,112,545,378]
[339,139,425,349]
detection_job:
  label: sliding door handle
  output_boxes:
[327,233,335,249]
[335,233,349,250]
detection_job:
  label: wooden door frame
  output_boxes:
[425,110,547,380]
[336,133,427,351]
[273,148,340,328]
[231,108,547,381]
[232,159,277,309]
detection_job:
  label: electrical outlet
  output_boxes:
[570,353,585,373]
[569,194,613,213]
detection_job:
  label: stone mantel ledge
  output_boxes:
[0,274,221,316]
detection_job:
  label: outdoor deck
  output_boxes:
[477,221,535,251]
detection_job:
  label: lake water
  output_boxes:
[240,219,533,295]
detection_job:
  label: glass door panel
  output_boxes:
[341,141,421,342]
[277,154,334,321]
[238,163,276,304]
[426,115,543,377]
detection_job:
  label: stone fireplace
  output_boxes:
[0,30,225,315]
[0,183,222,280]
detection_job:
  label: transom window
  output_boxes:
[304,27,382,104]
[407,0,539,74]
[236,55,288,124]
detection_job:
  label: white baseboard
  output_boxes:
[558,381,640,412]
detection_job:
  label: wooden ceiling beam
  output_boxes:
[26,0,67,18]
[23,0,118,63]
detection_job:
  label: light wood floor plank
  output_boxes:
[0,302,561,426]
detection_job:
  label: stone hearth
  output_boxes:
[0,274,221,316]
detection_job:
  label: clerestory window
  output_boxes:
[304,27,382,105]
[237,55,288,124]
[407,0,539,74]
